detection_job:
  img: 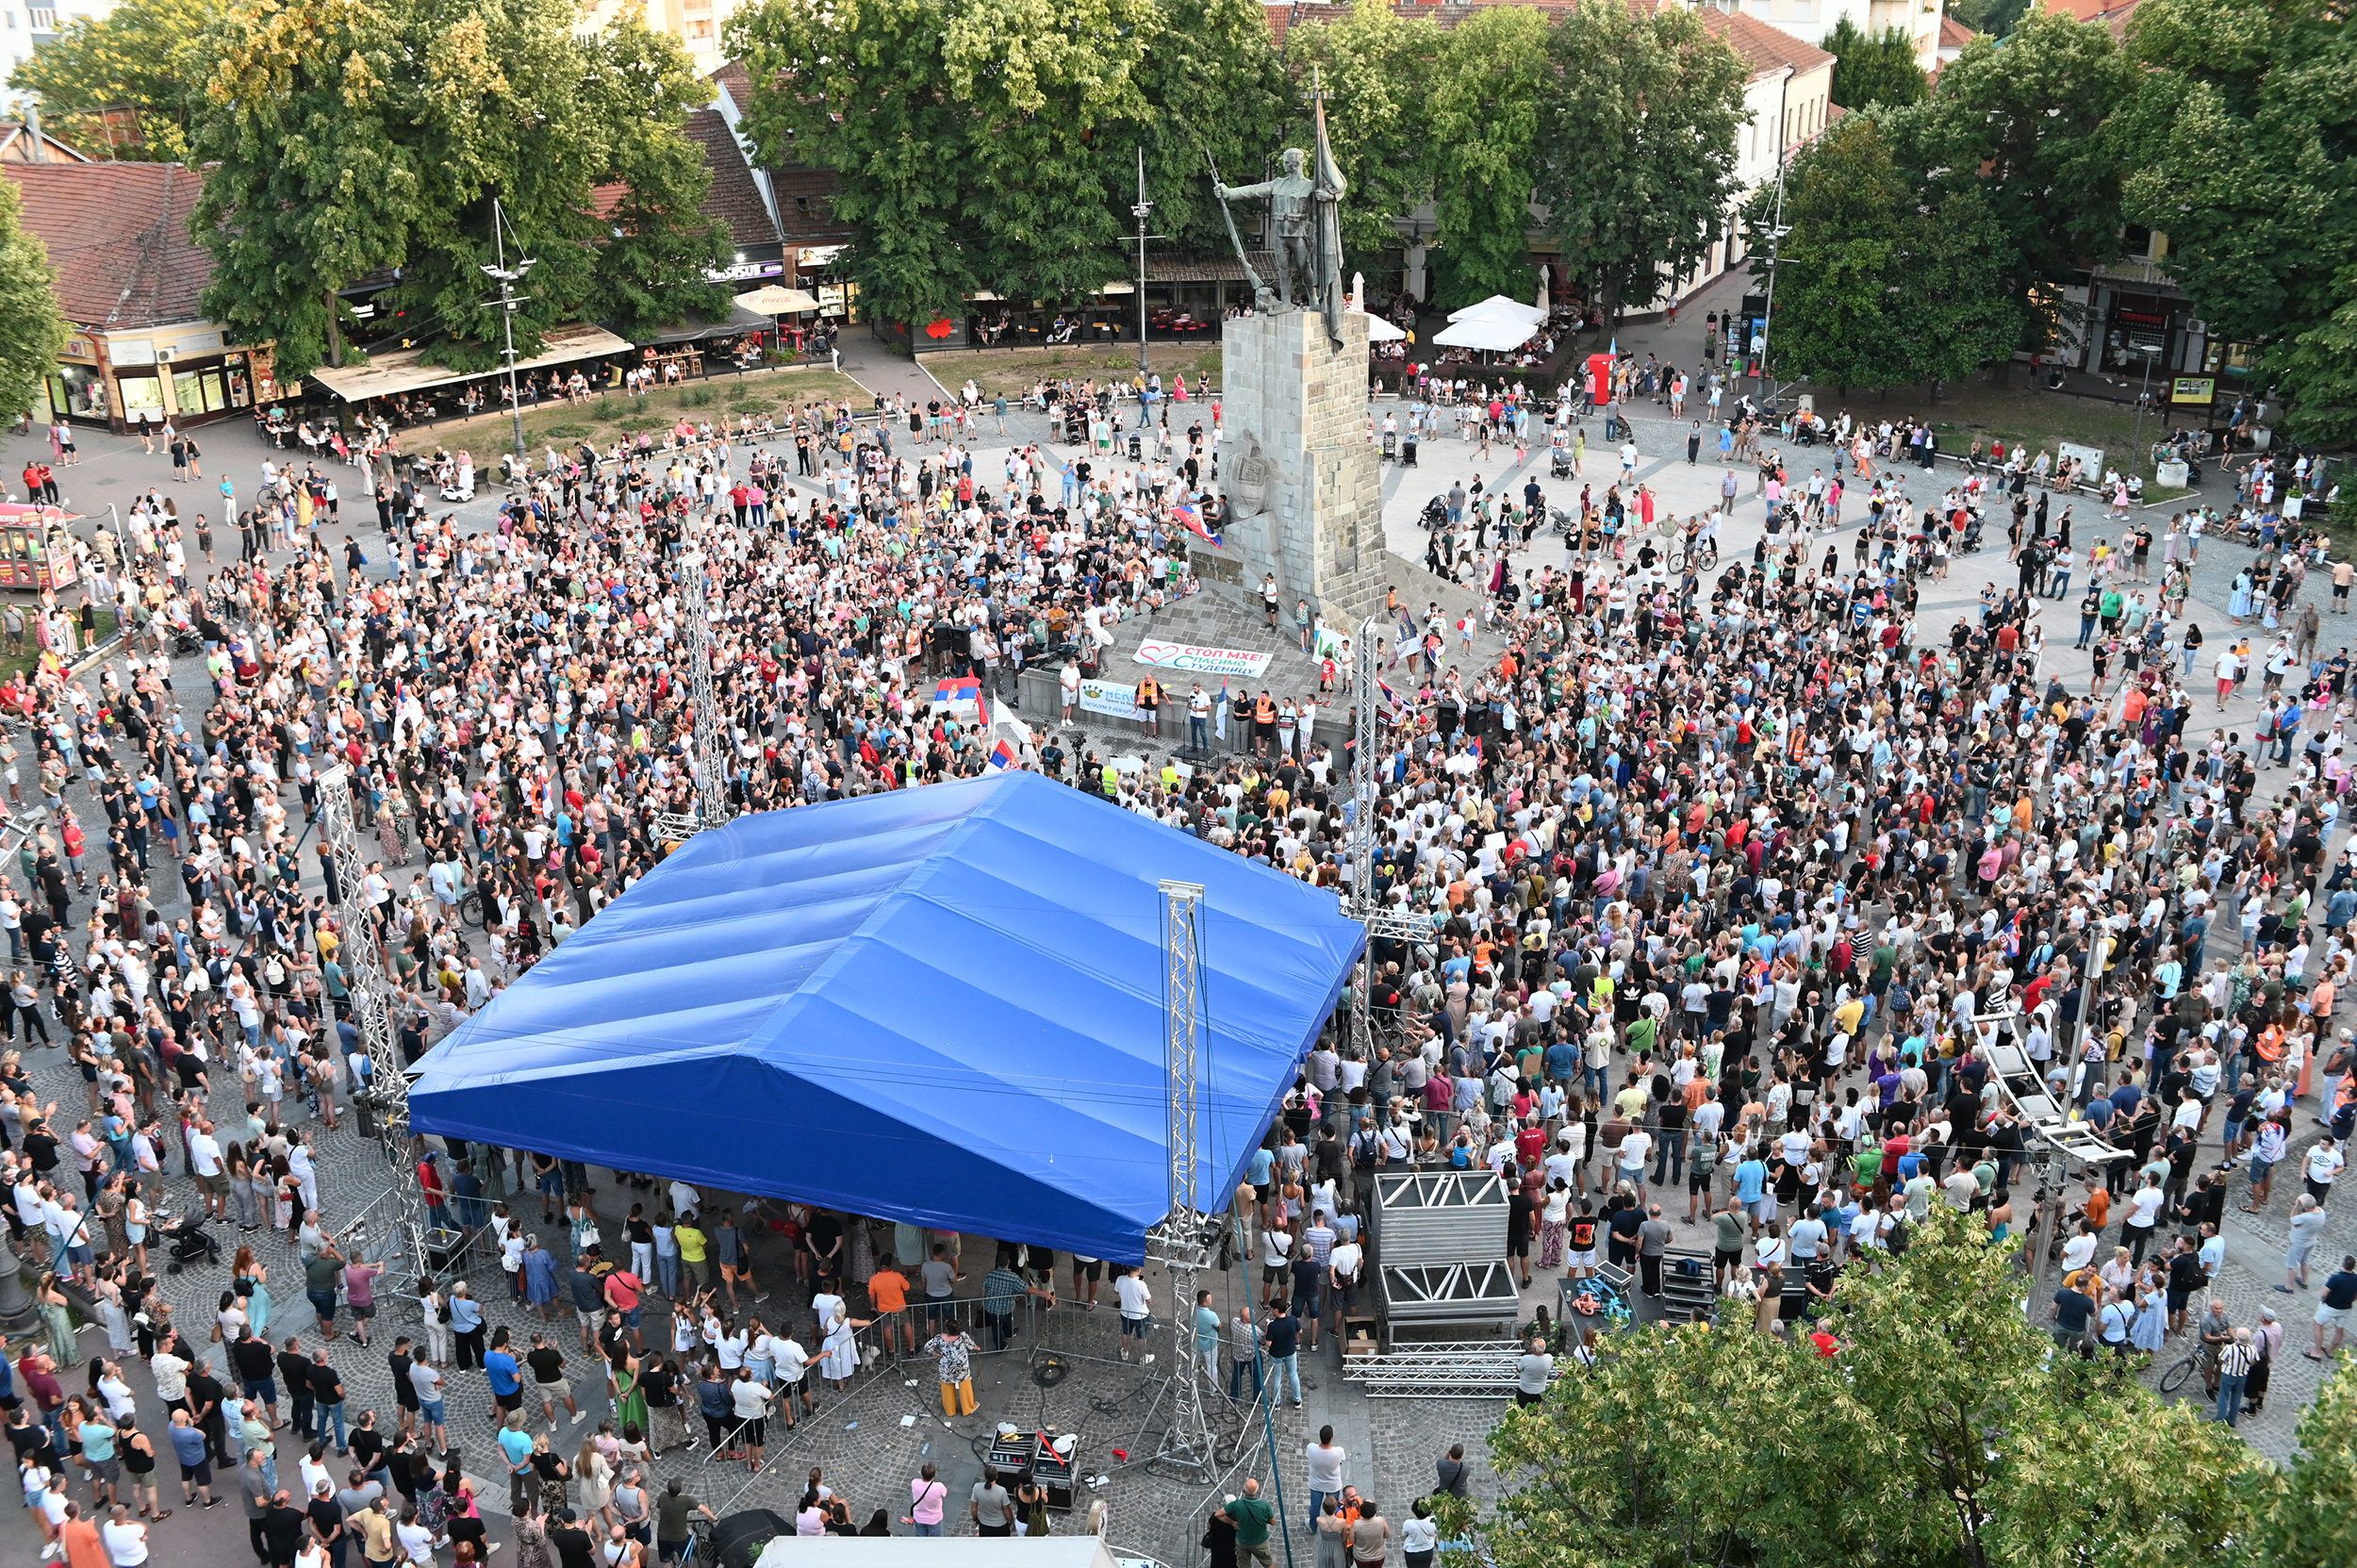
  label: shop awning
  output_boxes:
[1361,312,1406,343]
[641,305,774,346]
[310,323,633,403]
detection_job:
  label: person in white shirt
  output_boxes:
[99,1504,148,1566]
[1113,1268,1153,1362]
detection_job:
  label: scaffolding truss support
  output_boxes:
[656,547,735,842]
[315,764,430,1262]
[1145,879,1217,1473]
[1342,619,1432,1057]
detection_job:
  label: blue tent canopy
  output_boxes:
[409,772,1365,1262]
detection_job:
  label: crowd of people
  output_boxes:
[0,371,2347,1568]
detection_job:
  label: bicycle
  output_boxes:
[2156,1343,2213,1400]
[1667,537,1719,572]
[676,1514,717,1568]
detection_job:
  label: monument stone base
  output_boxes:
[1209,308,1388,627]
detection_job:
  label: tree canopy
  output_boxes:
[1449,1207,2282,1568]
[4,0,227,161]
[2118,0,2357,445]
[1749,113,2022,395]
[730,0,1290,326]
[0,179,73,422]
[190,0,729,381]
[1534,1,1748,322]
[1821,18,1929,111]
[732,0,1749,320]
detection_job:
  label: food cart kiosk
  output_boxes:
[0,503,77,591]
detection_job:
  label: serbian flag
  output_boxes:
[1172,502,1221,548]
[1376,678,1409,722]
[934,673,988,726]
[986,738,1019,771]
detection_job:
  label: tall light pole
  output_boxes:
[1132,147,1154,379]
[2128,341,2162,486]
[479,196,536,467]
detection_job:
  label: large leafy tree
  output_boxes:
[1129,0,1289,261]
[1904,8,2134,335]
[1534,1,1746,322]
[1821,17,1930,110]
[1280,2,1441,276]
[1452,1208,2270,1568]
[1424,3,1549,309]
[0,180,72,422]
[2118,0,2357,444]
[191,0,728,380]
[1743,115,2020,395]
[2253,1357,2357,1568]
[189,0,420,381]
[4,0,228,161]
[730,0,1168,323]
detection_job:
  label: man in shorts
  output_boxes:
[1714,1195,1750,1293]
[528,1332,580,1428]
[484,1329,526,1429]
[1113,1266,1153,1362]
[1067,1252,1103,1311]
[1564,1203,1598,1280]
[2310,1254,2357,1360]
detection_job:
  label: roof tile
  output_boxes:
[0,161,210,331]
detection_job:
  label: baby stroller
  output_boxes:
[164,1213,221,1273]
[1401,434,1419,468]
[1381,429,1398,462]
[1956,509,1985,554]
[1550,442,1573,479]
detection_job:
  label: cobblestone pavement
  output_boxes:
[0,364,2343,1568]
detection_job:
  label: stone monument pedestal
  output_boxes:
[1205,309,1388,626]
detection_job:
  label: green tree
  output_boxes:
[730,0,1160,324]
[1822,18,1930,110]
[1281,2,1441,275]
[189,0,420,381]
[1129,0,1289,261]
[577,19,733,348]
[1908,8,2134,333]
[1943,0,2031,38]
[1425,3,1548,309]
[1534,2,1747,322]
[4,0,228,160]
[1749,116,2022,395]
[2118,0,2357,444]
[192,0,730,380]
[1455,1209,2270,1568]
[2254,1356,2357,1568]
[0,179,72,422]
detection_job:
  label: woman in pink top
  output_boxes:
[906,1461,948,1536]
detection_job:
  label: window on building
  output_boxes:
[28,7,53,29]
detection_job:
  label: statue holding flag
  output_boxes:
[1212,67,1349,348]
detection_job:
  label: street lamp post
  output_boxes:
[2129,341,2162,487]
[478,196,537,469]
[1132,147,1155,379]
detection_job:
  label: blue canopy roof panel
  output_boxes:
[409,772,1364,1262]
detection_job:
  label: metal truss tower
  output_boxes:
[1343,619,1432,1058]
[655,548,735,842]
[315,764,429,1253]
[1146,879,1217,1472]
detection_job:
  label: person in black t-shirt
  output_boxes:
[549,1508,599,1568]
[263,1491,309,1568]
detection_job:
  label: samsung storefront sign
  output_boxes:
[704,260,786,284]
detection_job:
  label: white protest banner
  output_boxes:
[1077,678,1142,722]
[1131,638,1274,679]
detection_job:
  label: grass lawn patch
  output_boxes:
[943,343,1224,401]
[386,365,874,458]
